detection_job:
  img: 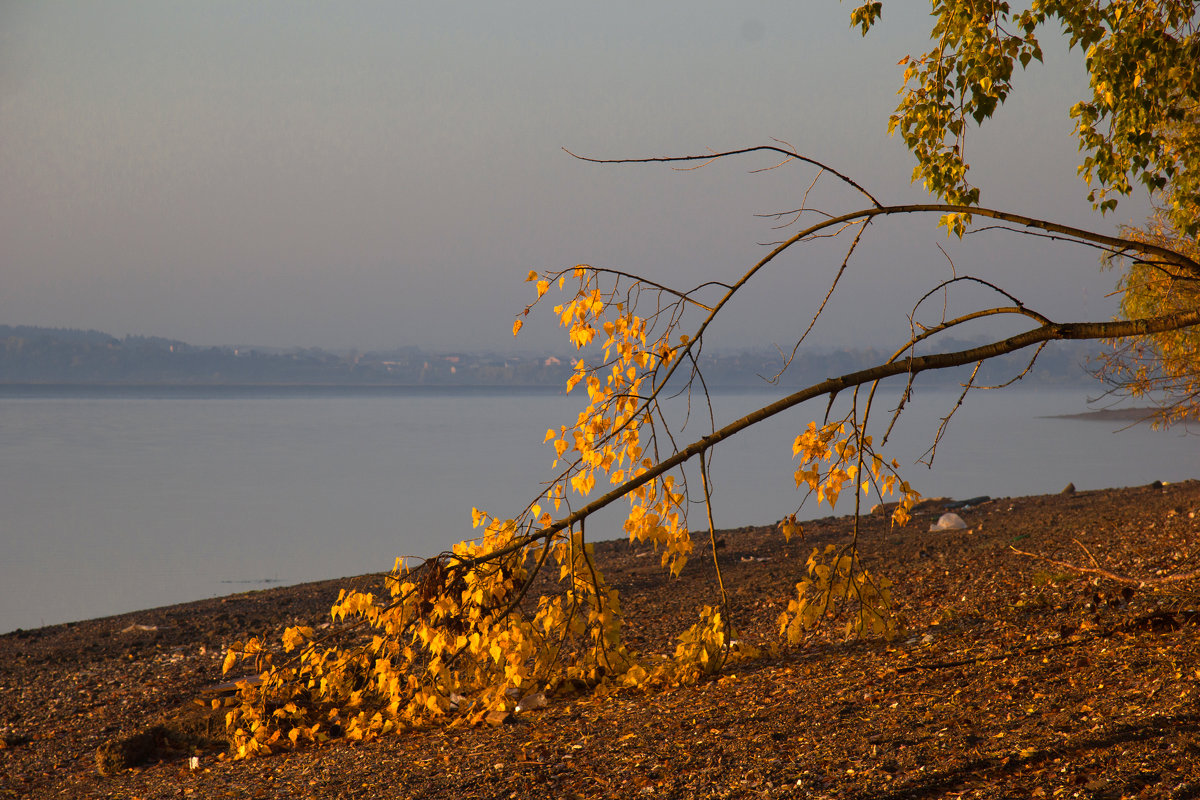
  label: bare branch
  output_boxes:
[1011,547,1200,587]
[911,275,1052,327]
[563,144,884,208]
[765,221,868,384]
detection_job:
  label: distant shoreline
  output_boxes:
[1045,406,1161,422]
[0,324,1105,389]
[0,383,570,396]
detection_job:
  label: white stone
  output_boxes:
[930,512,968,531]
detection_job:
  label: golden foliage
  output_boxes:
[218,266,919,757]
[778,544,897,645]
[1103,211,1200,424]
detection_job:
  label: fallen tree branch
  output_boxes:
[1010,546,1200,586]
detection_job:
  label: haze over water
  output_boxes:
[2,386,1194,634]
[3,3,1141,353]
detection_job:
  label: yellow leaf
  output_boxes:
[779,515,803,542]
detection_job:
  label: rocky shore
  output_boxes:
[3,480,1199,799]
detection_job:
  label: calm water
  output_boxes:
[1,385,1195,633]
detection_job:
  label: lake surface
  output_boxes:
[1,385,1195,633]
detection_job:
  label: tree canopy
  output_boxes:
[854,0,1200,421]
[215,3,1200,757]
[853,0,1199,238]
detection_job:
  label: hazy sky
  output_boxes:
[1,2,1152,353]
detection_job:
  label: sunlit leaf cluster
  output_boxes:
[531,266,700,577]
[791,420,919,526]
[219,519,644,758]
[779,544,897,645]
[670,604,767,682]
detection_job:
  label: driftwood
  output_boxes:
[1011,543,1200,587]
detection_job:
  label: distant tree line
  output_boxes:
[0,325,1099,387]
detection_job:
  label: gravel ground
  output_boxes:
[4,480,1200,799]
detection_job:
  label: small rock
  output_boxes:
[485,709,511,727]
[515,692,547,713]
[1061,483,1076,495]
[0,728,30,749]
